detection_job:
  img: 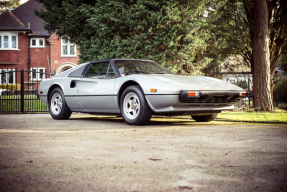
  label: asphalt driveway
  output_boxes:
[0,114,287,192]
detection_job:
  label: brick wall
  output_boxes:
[30,37,50,71]
[49,34,80,74]
[0,32,28,69]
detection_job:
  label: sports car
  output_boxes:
[38,59,247,125]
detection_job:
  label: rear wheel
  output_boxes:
[120,85,152,125]
[49,87,72,120]
[191,113,218,122]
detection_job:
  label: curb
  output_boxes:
[215,118,287,124]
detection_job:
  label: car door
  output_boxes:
[76,62,116,109]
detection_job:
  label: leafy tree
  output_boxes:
[204,1,251,76]
[35,0,216,75]
[205,0,287,111]
[0,0,20,13]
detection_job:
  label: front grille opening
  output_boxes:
[179,96,240,104]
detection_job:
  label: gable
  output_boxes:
[0,10,30,31]
[12,0,49,36]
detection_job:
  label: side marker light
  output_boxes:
[188,91,200,97]
[240,92,247,96]
[150,89,157,92]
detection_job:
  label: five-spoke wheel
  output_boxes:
[51,92,62,115]
[123,92,141,120]
[49,87,72,120]
[120,85,152,125]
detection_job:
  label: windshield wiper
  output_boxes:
[150,71,166,74]
[125,71,150,75]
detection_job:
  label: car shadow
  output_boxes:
[68,115,211,127]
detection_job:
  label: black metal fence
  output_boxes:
[0,67,53,113]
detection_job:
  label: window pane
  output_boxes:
[84,63,109,79]
[4,36,8,48]
[70,44,75,55]
[0,36,1,48]
[9,71,14,84]
[1,70,7,84]
[32,39,36,46]
[107,65,116,79]
[62,39,67,44]
[32,69,37,79]
[39,39,43,46]
[12,36,16,48]
[62,45,68,55]
[39,69,44,79]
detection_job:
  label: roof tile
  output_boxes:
[0,10,30,31]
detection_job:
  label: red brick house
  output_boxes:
[0,0,80,85]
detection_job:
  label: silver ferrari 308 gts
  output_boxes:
[38,59,247,125]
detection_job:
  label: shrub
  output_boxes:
[0,84,21,90]
[233,80,249,91]
[274,79,287,103]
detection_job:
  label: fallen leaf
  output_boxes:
[25,160,33,163]
[148,158,162,162]
[178,186,193,190]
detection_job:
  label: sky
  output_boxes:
[20,0,28,4]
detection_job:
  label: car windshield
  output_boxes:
[114,60,173,76]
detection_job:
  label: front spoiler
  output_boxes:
[145,94,235,114]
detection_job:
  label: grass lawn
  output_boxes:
[218,110,287,122]
[0,95,49,113]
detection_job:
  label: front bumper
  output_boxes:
[145,93,240,115]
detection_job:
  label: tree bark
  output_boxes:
[252,0,273,111]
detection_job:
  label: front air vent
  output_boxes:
[179,97,240,104]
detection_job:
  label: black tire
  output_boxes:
[120,85,153,125]
[191,113,218,122]
[49,87,72,120]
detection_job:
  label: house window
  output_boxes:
[0,32,18,50]
[0,69,15,84]
[61,38,76,57]
[30,38,45,48]
[31,68,45,81]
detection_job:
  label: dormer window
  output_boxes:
[0,32,18,50]
[30,38,45,48]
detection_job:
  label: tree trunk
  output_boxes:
[252,0,273,111]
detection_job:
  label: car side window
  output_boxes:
[107,65,116,79]
[83,63,108,79]
[83,63,116,79]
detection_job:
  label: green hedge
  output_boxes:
[274,79,287,103]
[0,84,21,90]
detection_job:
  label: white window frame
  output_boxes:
[0,69,15,84]
[30,38,45,48]
[61,38,76,57]
[0,31,19,50]
[31,68,45,81]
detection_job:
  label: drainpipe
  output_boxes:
[28,36,31,70]
[27,22,31,70]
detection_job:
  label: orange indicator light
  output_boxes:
[188,91,200,97]
[150,89,157,92]
[188,92,196,96]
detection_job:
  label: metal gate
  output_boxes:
[0,67,53,113]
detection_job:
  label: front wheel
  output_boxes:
[120,85,152,125]
[191,113,218,122]
[49,87,72,120]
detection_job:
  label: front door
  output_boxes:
[76,62,117,109]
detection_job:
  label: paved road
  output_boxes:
[0,114,287,192]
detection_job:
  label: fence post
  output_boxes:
[20,67,24,114]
